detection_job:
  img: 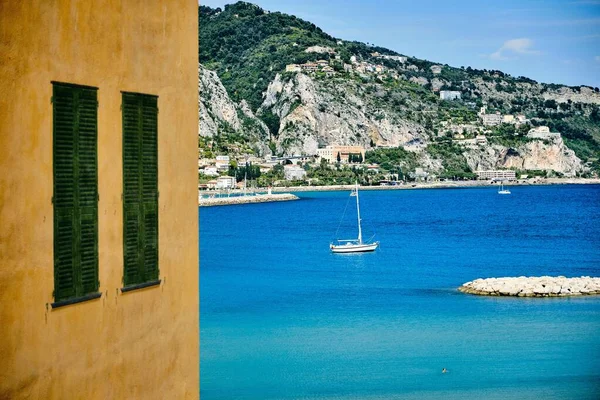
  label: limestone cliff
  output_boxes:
[462,136,583,176]
[260,73,428,155]
[198,64,270,154]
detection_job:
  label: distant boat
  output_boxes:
[330,183,379,253]
[498,181,511,195]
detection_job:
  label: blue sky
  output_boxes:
[200,0,600,88]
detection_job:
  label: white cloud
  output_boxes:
[490,38,542,60]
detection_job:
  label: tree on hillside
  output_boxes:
[337,152,341,162]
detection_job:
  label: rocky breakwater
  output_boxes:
[199,193,299,207]
[459,276,600,297]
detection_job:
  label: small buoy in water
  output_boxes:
[442,368,448,374]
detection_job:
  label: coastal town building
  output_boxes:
[284,165,307,180]
[322,66,336,76]
[285,64,302,72]
[202,166,219,176]
[430,65,443,74]
[305,45,335,54]
[216,176,237,189]
[439,90,462,100]
[0,1,199,398]
[475,135,488,145]
[481,113,503,126]
[377,54,407,63]
[413,168,429,181]
[526,126,561,139]
[476,170,517,180]
[317,145,366,163]
[502,114,515,124]
[215,155,231,172]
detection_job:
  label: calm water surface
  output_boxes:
[200,185,600,399]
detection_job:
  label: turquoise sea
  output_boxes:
[200,185,600,399]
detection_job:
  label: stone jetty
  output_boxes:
[199,193,298,207]
[459,276,600,297]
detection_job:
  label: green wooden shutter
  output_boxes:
[53,84,77,300]
[77,88,99,294]
[53,82,99,301]
[122,93,142,286]
[122,92,159,286]
[142,95,159,281]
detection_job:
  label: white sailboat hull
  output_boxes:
[330,242,379,253]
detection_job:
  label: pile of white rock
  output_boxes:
[459,276,600,297]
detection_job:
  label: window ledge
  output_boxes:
[121,279,161,293]
[51,292,102,309]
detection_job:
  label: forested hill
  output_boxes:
[199,2,402,110]
[199,2,600,175]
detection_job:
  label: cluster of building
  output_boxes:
[370,52,408,63]
[199,145,368,187]
[286,59,335,75]
[478,106,527,127]
[286,47,417,81]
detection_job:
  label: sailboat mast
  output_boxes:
[355,182,362,244]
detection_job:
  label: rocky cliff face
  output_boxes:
[198,64,270,153]
[462,137,583,176]
[260,73,428,155]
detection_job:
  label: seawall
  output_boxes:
[199,193,299,207]
[459,276,600,297]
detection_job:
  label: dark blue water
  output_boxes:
[200,185,600,399]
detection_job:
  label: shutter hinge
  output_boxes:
[51,196,54,204]
[157,191,160,199]
[97,193,100,202]
[50,96,53,104]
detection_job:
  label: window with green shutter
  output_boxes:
[52,82,99,305]
[122,92,159,289]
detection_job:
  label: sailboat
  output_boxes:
[330,183,379,253]
[498,181,511,195]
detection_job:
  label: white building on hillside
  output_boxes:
[430,65,442,74]
[215,155,230,172]
[440,90,461,100]
[284,165,306,180]
[216,176,236,189]
[285,64,301,72]
[526,126,561,139]
[481,113,503,126]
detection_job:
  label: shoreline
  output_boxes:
[199,178,600,197]
[271,178,600,193]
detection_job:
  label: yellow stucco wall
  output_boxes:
[0,1,199,398]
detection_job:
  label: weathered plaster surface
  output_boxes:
[0,1,199,398]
